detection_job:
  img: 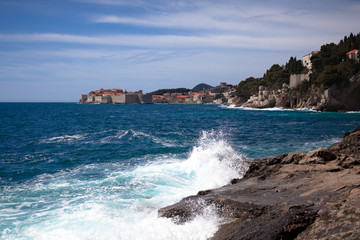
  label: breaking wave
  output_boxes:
[1,130,248,240]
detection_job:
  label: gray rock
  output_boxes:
[159,126,360,239]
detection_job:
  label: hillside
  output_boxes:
[236,57,305,102]
[149,88,191,95]
[192,83,213,92]
[235,33,360,111]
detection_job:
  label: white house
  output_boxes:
[346,49,359,61]
[302,51,319,70]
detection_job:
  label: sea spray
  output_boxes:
[179,129,248,190]
[2,103,359,240]
[1,130,248,240]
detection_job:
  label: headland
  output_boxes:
[236,33,360,112]
[79,33,360,111]
[159,126,360,239]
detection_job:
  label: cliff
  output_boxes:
[159,126,360,239]
[241,74,360,111]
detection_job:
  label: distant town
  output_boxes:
[79,33,360,111]
[79,82,237,105]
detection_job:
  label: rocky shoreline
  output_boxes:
[159,126,360,239]
[239,74,360,112]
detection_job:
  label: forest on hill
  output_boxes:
[149,88,191,95]
[192,83,213,92]
[236,33,360,101]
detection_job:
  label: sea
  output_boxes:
[1,103,360,240]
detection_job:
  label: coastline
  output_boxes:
[227,104,360,113]
[159,126,360,239]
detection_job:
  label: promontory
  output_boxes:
[159,126,360,239]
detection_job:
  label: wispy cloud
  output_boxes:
[90,2,360,37]
[0,33,332,51]
[91,13,272,33]
[0,48,200,64]
[77,0,200,9]
[1,0,360,101]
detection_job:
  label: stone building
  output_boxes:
[346,49,359,61]
[302,51,319,70]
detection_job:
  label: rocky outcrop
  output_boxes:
[159,127,360,239]
[241,74,360,111]
[242,86,277,109]
[320,75,360,111]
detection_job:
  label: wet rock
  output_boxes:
[197,189,212,195]
[230,178,242,184]
[159,126,360,239]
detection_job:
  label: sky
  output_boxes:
[0,0,359,102]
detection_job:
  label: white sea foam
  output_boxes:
[1,130,248,240]
[100,129,178,147]
[131,130,177,147]
[41,134,86,143]
[226,105,319,112]
[299,137,342,152]
[224,104,236,108]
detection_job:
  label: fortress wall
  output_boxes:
[86,96,95,103]
[125,94,141,104]
[112,95,126,104]
[139,94,153,104]
[290,74,309,88]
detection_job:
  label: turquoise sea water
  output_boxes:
[1,103,360,239]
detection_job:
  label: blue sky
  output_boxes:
[0,0,359,102]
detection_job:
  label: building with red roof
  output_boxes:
[346,49,359,60]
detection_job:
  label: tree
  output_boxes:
[149,88,191,95]
[236,32,360,100]
[316,65,339,89]
[235,77,261,100]
[262,64,290,90]
[285,57,304,74]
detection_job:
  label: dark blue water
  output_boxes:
[1,103,359,239]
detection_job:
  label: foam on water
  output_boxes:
[1,130,247,240]
[227,105,319,112]
[99,129,178,147]
[298,137,342,152]
[41,134,86,144]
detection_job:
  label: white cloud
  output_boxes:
[1,0,360,101]
[0,32,331,51]
[0,48,286,99]
[90,2,360,36]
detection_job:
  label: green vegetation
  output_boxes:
[151,83,213,95]
[309,33,360,90]
[235,77,262,100]
[236,57,304,100]
[214,93,228,103]
[192,83,213,92]
[149,88,191,95]
[236,33,360,100]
